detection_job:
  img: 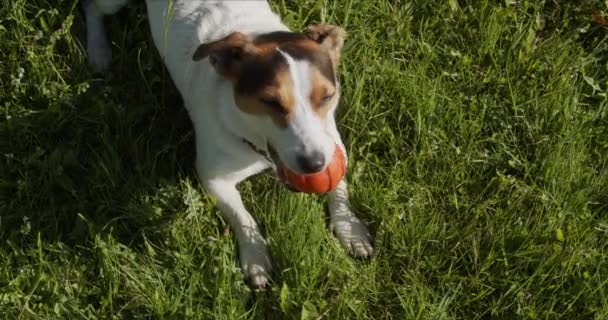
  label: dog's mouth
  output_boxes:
[241,138,299,192]
[266,142,301,192]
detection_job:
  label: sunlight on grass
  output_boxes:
[1,0,607,319]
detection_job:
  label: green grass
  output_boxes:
[1,0,608,318]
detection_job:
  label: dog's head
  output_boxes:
[193,24,345,175]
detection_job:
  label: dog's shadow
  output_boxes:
[1,3,196,250]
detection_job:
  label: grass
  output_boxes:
[1,0,608,318]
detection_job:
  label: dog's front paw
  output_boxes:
[331,214,374,258]
[239,242,273,289]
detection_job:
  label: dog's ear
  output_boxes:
[305,24,346,64]
[192,32,256,78]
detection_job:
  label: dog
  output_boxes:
[84,0,373,288]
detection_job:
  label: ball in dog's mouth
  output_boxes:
[267,143,346,194]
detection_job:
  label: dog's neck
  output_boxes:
[241,138,268,159]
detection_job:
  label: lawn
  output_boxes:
[1,0,608,319]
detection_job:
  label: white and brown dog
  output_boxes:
[84,0,373,288]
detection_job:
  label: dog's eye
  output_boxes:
[260,97,285,113]
[321,92,335,103]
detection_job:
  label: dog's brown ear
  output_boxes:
[193,32,256,78]
[305,24,346,64]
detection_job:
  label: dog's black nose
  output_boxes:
[297,151,325,174]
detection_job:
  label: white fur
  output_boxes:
[86,0,373,288]
[275,51,336,171]
[84,0,113,73]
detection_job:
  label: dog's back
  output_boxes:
[86,0,287,88]
[146,1,288,95]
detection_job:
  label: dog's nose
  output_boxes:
[296,151,325,173]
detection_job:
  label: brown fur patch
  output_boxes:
[192,32,257,81]
[195,28,345,127]
[305,24,346,66]
[234,65,295,128]
[253,31,337,86]
[232,31,339,126]
[309,67,337,119]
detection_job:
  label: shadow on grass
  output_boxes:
[0,3,197,252]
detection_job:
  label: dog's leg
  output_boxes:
[328,180,374,257]
[204,179,272,288]
[83,0,114,73]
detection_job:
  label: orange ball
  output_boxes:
[281,145,346,193]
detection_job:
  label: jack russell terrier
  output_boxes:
[84,0,373,288]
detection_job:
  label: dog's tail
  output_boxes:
[82,0,127,15]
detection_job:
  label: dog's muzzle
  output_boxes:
[241,139,300,192]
